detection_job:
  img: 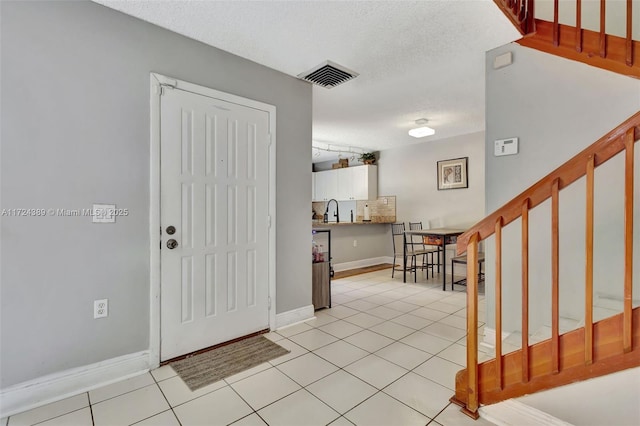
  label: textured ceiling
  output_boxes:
[94,0,521,162]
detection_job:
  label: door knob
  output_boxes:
[167,239,178,249]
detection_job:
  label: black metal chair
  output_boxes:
[391,222,434,282]
[408,222,439,278]
[451,252,485,290]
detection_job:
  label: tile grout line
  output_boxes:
[149,368,183,426]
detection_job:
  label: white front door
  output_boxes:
[160,86,271,361]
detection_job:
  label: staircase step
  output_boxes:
[479,400,573,426]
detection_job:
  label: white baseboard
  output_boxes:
[479,400,573,426]
[333,256,393,272]
[0,351,150,418]
[275,304,315,329]
[482,327,511,349]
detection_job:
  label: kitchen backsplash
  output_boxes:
[313,196,396,223]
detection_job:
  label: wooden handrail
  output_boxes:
[457,112,640,255]
[453,111,640,419]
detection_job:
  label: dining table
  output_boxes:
[403,228,466,290]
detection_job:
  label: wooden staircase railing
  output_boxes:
[450,111,640,419]
[493,0,535,35]
[494,0,640,78]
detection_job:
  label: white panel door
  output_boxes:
[160,87,270,361]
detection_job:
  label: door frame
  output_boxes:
[148,73,277,367]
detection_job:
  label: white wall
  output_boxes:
[378,132,486,229]
[485,43,640,334]
[377,132,486,275]
[310,132,486,268]
[1,1,312,388]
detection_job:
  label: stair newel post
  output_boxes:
[623,129,635,353]
[463,233,480,419]
[586,155,595,365]
[495,217,504,390]
[551,179,560,374]
[522,199,530,383]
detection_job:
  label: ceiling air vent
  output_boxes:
[298,60,359,89]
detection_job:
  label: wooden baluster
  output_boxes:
[551,179,560,374]
[576,0,583,52]
[464,234,480,418]
[600,0,606,58]
[525,0,535,33]
[623,129,634,353]
[553,0,559,46]
[585,156,594,365]
[522,199,530,383]
[627,0,633,66]
[495,217,504,389]
[513,0,520,17]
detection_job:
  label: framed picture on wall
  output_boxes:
[437,157,468,190]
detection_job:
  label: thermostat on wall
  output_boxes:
[494,137,518,157]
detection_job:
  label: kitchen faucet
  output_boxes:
[324,199,339,223]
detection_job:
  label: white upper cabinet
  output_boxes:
[313,169,338,201]
[350,164,377,200]
[313,165,377,201]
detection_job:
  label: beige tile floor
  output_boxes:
[3,269,496,426]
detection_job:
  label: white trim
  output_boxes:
[479,399,573,426]
[332,256,394,272]
[481,327,511,349]
[275,305,315,329]
[149,73,277,362]
[0,351,149,418]
[149,75,162,369]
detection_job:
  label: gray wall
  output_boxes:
[485,43,640,334]
[0,1,311,388]
[379,131,486,272]
[311,132,486,268]
[378,131,486,229]
[313,224,391,265]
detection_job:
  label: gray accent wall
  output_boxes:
[485,43,640,335]
[1,1,311,387]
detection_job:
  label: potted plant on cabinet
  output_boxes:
[359,152,376,165]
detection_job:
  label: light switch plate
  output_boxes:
[494,138,519,156]
[493,51,513,69]
[92,204,116,223]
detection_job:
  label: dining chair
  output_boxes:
[391,222,433,282]
[450,252,485,290]
[408,222,439,278]
[391,223,407,278]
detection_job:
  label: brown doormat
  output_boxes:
[170,335,290,391]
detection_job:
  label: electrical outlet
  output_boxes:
[353,240,357,247]
[94,299,108,319]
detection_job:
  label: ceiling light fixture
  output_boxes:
[408,118,435,138]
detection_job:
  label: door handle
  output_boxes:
[167,239,178,249]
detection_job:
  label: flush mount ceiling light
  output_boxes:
[408,118,435,138]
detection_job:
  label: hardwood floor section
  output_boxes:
[333,263,393,279]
